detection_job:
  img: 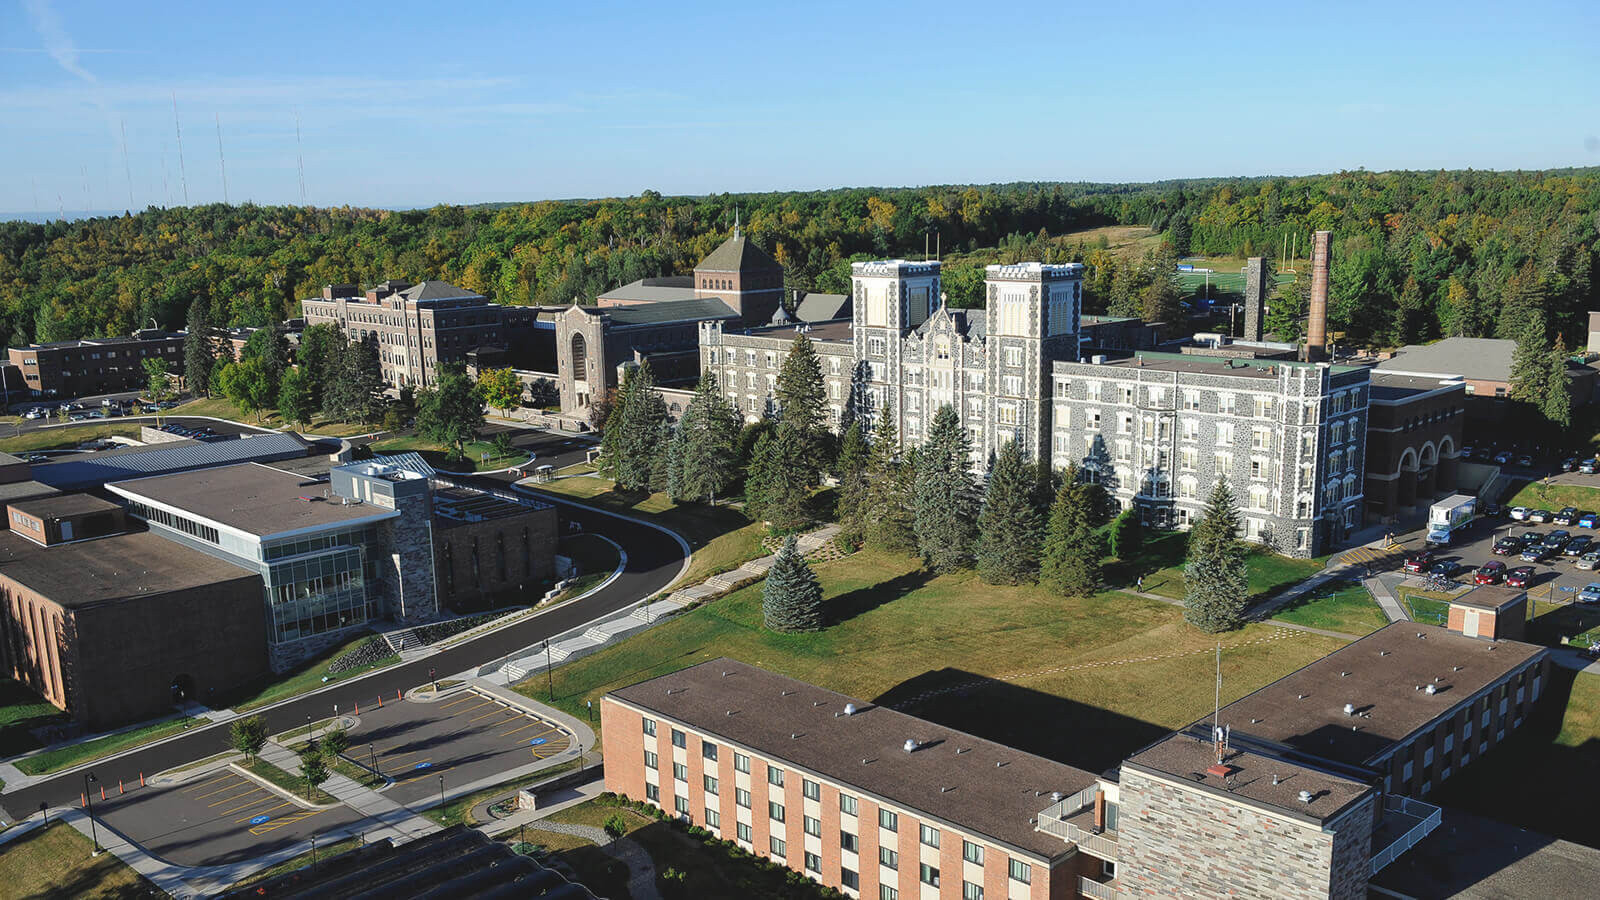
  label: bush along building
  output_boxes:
[602,610,1551,900]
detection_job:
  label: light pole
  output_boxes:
[544,640,553,700]
[437,774,445,812]
[83,772,101,854]
[370,743,380,777]
[577,742,584,771]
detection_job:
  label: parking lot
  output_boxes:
[1394,514,1600,603]
[94,769,368,867]
[345,689,573,805]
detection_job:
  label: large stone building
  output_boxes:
[1363,372,1466,523]
[5,328,186,400]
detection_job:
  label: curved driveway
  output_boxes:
[0,486,686,821]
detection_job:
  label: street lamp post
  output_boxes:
[577,742,584,771]
[437,774,445,811]
[544,640,553,701]
[370,743,380,777]
[83,772,101,854]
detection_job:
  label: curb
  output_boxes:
[227,761,340,810]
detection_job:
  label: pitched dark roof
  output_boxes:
[696,234,781,273]
[598,297,738,325]
[400,280,483,302]
[794,292,850,322]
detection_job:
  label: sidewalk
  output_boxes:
[257,740,440,845]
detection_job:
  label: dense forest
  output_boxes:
[1,168,1596,351]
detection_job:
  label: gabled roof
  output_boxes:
[399,280,483,302]
[695,234,781,273]
[794,292,850,323]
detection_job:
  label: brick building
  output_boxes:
[1363,372,1466,523]
[604,658,1103,900]
[0,494,267,729]
[1374,336,1597,435]
[5,328,185,399]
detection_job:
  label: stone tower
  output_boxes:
[982,262,1084,461]
[693,225,785,327]
[1243,257,1270,341]
[849,260,941,433]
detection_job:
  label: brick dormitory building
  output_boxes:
[603,610,1551,899]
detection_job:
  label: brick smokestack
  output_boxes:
[1305,230,1332,362]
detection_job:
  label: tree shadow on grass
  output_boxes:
[826,568,935,625]
[873,668,1170,775]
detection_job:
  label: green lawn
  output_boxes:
[1111,530,1326,605]
[1505,480,1600,514]
[1528,600,1600,648]
[420,759,582,827]
[0,821,167,899]
[0,677,70,758]
[226,836,364,891]
[239,757,338,806]
[0,422,144,454]
[367,432,525,472]
[521,548,1346,773]
[285,740,387,789]
[1272,579,1390,635]
[1400,590,1451,626]
[15,715,202,776]
[528,479,767,590]
[213,633,399,713]
[169,395,285,427]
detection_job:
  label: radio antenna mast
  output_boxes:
[295,113,307,206]
[120,118,134,210]
[172,93,189,205]
[215,113,229,205]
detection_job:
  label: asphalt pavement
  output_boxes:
[0,484,684,822]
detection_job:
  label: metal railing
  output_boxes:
[1065,822,1119,862]
[1079,875,1119,900]
[1370,795,1443,874]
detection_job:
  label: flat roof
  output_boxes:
[108,462,397,538]
[8,493,120,520]
[1065,350,1367,379]
[32,432,309,491]
[1370,806,1600,898]
[741,319,854,344]
[1369,371,1466,402]
[1209,623,1547,768]
[1123,732,1372,825]
[1449,585,1527,612]
[608,658,1098,860]
[0,528,256,607]
[0,480,59,504]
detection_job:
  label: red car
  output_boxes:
[1474,561,1507,585]
[1403,551,1436,574]
[1506,566,1536,588]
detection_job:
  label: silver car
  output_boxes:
[1578,551,1600,571]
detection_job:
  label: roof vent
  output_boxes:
[1425,684,1438,695]
[1341,671,1350,677]
[1380,650,1390,656]
[1051,791,1063,802]
[1298,790,1313,804]
[843,703,857,716]
[1343,703,1355,717]
[904,739,918,753]
[1453,665,1462,672]
[1272,775,1281,786]
[1297,694,1307,700]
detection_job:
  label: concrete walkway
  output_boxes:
[1364,575,1411,623]
[257,739,440,844]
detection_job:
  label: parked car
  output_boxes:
[1507,565,1537,587]
[1403,551,1437,574]
[1583,459,1599,475]
[1581,583,1600,604]
[1521,544,1550,562]
[1578,552,1600,571]
[1493,451,1513,465]
[1474,561,1507,585]
[1518,454,1535,468]
[1528,509,1554,523]
[1545,529,1573,549]
[1563,456,1580,472]
[1475,448,1493,462]
[1521,531,1545,545]
[1509,506,1530,521]
[1555,507,1580,526]
[1429,560,1459,578]
[1566,535,1594,556]
[1492,537,1523,556]
[1481,500,1502,517]
[1580,512,1600,529]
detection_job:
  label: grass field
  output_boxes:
[0,677,70,759]
[420,759,581,827]
[528,478,767,590]
[16,715,202,777]
[519,548,1346,773]
[1114,530,1327,605]
[210,633,398,714]
[1505,480,1600,514]
[1271,579,1390,635]
[367,432,525,472]
[0,821,165,899]
[1400,590,1452,626]
[169,395,286,427]
[0,422,143,454]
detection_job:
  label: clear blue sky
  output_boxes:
[3,0,1597,213]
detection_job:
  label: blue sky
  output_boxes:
[3,0,1597,212]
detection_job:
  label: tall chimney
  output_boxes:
[1305,231,1332,362]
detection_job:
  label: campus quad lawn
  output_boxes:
[0,422,144,454]
[168,395,286,427]
[1271,579,1390,635]
[520,549,1346,773]
[1429,670,1600,849]
[213,633,399,713]
[0,820,166,899]
[1505,480,1600,516]
[529,478,766,590]
[1107,529,1327,605]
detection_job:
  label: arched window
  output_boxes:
[571,333,587,376]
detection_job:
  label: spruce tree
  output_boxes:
[976,440,1042,585]
[604,362,669,493]
[762,535,824,633]
[1508,312,1550,406]
[775,333,828,484]
[1543,335,1573,430]
[184,300,218,397]
[343,333,385,424]
[745,425,810,532]
[1183,479,1250,633]
[861,404,914,552]
[1108,508,1142,558]
[834,421,869,546]
[913,404,979,572]
[671,371,741,504]
[1040,467,1104,598]
[320,329,351,420]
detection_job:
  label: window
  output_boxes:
[963,882,984,900]
[645,783,660,802]
[963,840,983,864]
[803,778,820,801]
[842,869,859,890]
[675,795,690,815]
[673,763,688,781]
[1009,859,1032,884]
[919,824,940,848]
[703,742,718,762]
[1181,418,1199,441]
[671,728,686,749]
[1252,428,1271,451]
[920,863,940,887]
[1180,448,1197,472]
[734,752,750,773]
[769,801,786,823]
[1183,390,1200,410]
[642,718,656,737]
[768,767,785,788]
[705,807,721,828]
[880,846,899,869]
[736,788,751,809]
[804,815,821,837]
[805,851,822,873]
[1005,347,1023,367]
[1255,397,1273,418]
[841,831,859,853]
[704,775,719,795]
[879,886,898,900]
[879,808,898,831]
[1216,422,1234,445]
[770,836,787,857]
[1119,413,1133,434]
[644,750,658,770]
[1120,386,1135,405]
[840,794,858,816]
[1218,393,1237,415]
[1251,458,1268,480]
[737,822,752,843]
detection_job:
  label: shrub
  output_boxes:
[603,812,628,839]
[327,636,396,674]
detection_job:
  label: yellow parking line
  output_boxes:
[217,792,274,816]
[194,777,247,799]
[467,705,512,723]
[499,719,553,738]
[450,699,498,716]
[439,694,479,709]
[184,773,236,794]
[208,786,265,808]
[250,808,326,834]
[236,800,294,823]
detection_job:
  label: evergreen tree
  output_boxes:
[861,404,914,552]
[295,322,341,411]
[1183,480,1250,633]
[1543,334,1573,431]
[913,404,979,572]
[976,440,1042,585]
[648,418,675,494]
[775,333,829,484]
[1040,467,1104,598]
[745,425,810,531]
[415,364,484,461]
[601,362,669,493]
[671,371,741,504]
[833,421,869,546]
[319,329,351,420]
[184,300,218,397]
[762,535,824,633]
[1508,311,1551,405]
[342,334,384,424]
[241,326,290,395]
[277,367,314,428]
[1108,508,1142,558]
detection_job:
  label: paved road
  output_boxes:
[0,488,683,822]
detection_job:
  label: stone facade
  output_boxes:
[432,501,559,613]
[1116,768,1376,900]
[1243,257,1270,342]
[1364,374,1465,523]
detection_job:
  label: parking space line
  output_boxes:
[208,786,265,807]
[448,699,499,717]
[251,808,327,835]
[184,773,237,795]
[504,721,558,740]
[217,792,274,816]
[236,800,295,823]
[439,694,480,708]
[467,705,513,724]
[193,776,247,799]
